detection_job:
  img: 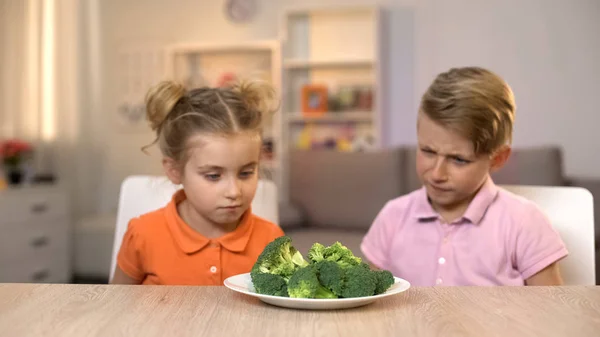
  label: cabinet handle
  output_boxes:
[31,203,48,214]
[31,269,50,282]
[30,236,49,248]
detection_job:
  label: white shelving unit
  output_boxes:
[277,5,384,202]
[280,5,384,148]
[163,41,284,197]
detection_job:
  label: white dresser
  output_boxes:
[0,186,72,283]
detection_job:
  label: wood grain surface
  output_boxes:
[0,284,599,337]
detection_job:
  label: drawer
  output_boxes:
[0,246,70,283]
[0,189,68,224]
[0,218,70,264]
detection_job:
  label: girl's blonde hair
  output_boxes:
[143,80,277,164]
[419,67,516,155]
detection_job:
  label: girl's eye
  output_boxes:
[239,171,255,178]
[205,174,220,181]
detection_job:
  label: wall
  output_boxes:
[91,0,600,214]
[412,0,600,180]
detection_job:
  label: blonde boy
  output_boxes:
[361,67,567,286]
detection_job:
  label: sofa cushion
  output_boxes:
[492,146,565,186]
[289,149,405,230]
[286,228,368,260]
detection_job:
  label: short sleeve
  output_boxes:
[270,224,285,240]
[515,206,569,280]
[361,201,396,269]
[116,219,146,281]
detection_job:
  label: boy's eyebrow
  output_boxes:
[419,145,473,158]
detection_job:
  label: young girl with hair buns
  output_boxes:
[111,80,285,285]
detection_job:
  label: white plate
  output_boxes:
[224,272,411,310]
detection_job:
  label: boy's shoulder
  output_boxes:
[491,187,551,226]
[495,186,544,213]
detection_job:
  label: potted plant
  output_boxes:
[0,139,33,185]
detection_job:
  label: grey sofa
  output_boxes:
[280,146,600,284]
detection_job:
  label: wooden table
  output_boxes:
[0,284,599,337]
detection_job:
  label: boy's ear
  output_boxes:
[163,157,183,185]
[490,146,511,172]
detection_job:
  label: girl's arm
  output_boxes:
[525,262,564,286]
[110,266,142,285]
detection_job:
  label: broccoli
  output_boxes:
[287,266,337,299]
[315,260,345,296]
[340,264,377,298]
[316,260,389,298]
[251,238,395,299]
[251,236,309,296]
[252,236,308,279]
[307,241,362,268]
[307,242,326,263]
[373,270,395,295]
[251,273,289,297]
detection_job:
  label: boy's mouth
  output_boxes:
[429,183,452,192]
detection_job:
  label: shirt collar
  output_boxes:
[165,189,255,254]
[414,176,498,225]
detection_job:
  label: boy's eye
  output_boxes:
[421,148,435,155]
[451,157,470,165]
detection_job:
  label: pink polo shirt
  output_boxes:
[361,178,568,286]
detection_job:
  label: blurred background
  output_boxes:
[0,0,599,284]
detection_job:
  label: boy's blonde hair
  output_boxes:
[419,67,516,155]
[143,80,277,165]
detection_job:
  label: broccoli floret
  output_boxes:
[321,242,363,268]
[315,260,345,296]
[340,264,377,298]
[307,242,326,263]
[287,266,337,299]
[251,272,289,297]
[373,270,395,295]
[251,236,309,281]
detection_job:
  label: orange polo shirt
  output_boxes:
[117,190,285,285]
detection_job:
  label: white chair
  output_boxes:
[109,175,279,281]
[501,185,596,285]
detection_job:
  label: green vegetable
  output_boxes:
[251,237,396,299]
[373,270,395,295]
[251,236,309,296]
[308,241,362,268]
[287,266,337,299]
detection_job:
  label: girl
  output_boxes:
[111,80,284,285]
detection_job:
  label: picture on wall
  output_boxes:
[301,84,328,116]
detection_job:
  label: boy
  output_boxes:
[361,67,567,286]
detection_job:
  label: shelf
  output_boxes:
[287,112,373,123]
[283,58,373,69]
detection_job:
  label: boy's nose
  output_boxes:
[431,159,448,182]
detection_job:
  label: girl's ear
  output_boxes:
[490,146,511,173]
[163,157,183,185]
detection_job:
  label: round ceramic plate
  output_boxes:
[224,272,411,310]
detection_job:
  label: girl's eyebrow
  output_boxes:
[197,162,258,170]
[197,165,223,170]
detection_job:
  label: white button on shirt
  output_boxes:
[436,278,443,285]
[438,257,446,265]
[210,266,217,273]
